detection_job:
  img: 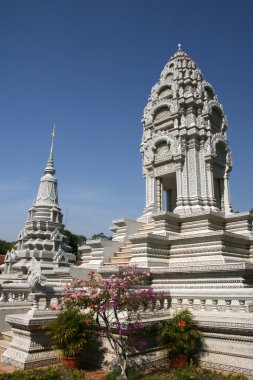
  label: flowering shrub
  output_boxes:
[159,310,203,365]
[177,321,186,327]
[57,266,163,379]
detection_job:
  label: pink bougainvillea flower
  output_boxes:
[51,305,60,311]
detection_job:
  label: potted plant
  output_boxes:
[45,307,93,368]
[160,310,203,368]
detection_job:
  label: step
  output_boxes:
[137,221,155,233]
[104,262,130,266]
[0,340,9,350]
[139,222,155,229]
[0,331,12,342]
[119,246,132,253]
[110,258,131,264]
[110,257,131,264]
[113,252,132,258]
[137,228,154,234]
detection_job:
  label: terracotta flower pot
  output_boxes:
[60,356,79,368]
[170,355,187,368]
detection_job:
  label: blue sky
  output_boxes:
[1,0,253,241]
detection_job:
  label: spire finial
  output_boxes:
[44,124,56,175]
[50,124,56,155]
[178,43,182,51]
[52,124,56,138]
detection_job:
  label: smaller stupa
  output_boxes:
[0,128,76,280]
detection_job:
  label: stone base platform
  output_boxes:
[1,310,59,369]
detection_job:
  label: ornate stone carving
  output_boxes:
[139,45,233,217]
[27,258,42,288]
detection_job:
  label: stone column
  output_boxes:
[145,175,149,209]
[224,171,233,214]
[187,141,197,199]
[219,179,225,211]
[156,177,162,212]
[206,162,216,207]
[199,141,208,204]
[175,163,183,207]
[144,174,155,214]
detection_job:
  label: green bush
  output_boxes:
[44,308,93,357]
[105,368,138,380]
[141,366,248,380]
[159,310,203,364]
[0,366,87,380]
[105,368,121,380]
[0,365,249,380]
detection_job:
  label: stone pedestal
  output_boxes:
[1,310,58,369]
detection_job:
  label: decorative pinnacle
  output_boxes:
[44,125,56,175]
[178,43,182,51]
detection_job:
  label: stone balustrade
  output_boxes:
[170,296,253,313]
[0,290,30,304]
[0,283,63,310]
[0,285,32,305]
[29,288,62,312]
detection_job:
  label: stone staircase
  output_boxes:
[105,219,155,266]
[0,331,12,357]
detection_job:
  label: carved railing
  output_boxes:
[171,296,253,313]
[28,287,63,312]
[2,283,253,315]
[0,284,32,304]
[0,283,63,311]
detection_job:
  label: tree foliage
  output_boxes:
[90,232,112,240]
[63,230,86,257]
[57,266,163,379]
[0,239,16,254]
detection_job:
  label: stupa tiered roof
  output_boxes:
[1,128,76,279]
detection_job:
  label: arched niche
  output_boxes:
[215,140,227,166]
[211,133,228,158]
[204,85,215,101]
[165,72,174,83]
[157,85,172,100]
[211,136,228,211]
[152,136,175,153]
[152,105,172,128]
[210,105,223,131]
[152,136,174,164]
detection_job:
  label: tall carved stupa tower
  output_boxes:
[140,44,233,220]
[1,129,76,279]
[74,46,253,375]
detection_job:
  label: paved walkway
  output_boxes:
[0,361,16,375]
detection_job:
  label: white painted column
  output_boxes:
[206,162,216,207]
[144,174,155,213]
[224,171,233,214]
[175,163,183,207]
[156,177,162,212]
[145,176,150,209]
[219,179,225,211]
